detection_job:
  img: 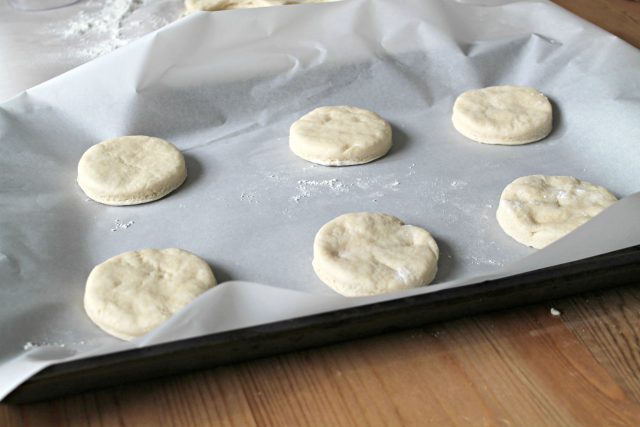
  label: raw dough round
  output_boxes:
[452,86,552,145]
[289,106,393,166]
[312,212,439,296]
[84,248,216,340]
[185,0,288,12]
[184,0,338,11]
[496,175,617,249]
[77,135,187,205]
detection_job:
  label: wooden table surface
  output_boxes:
[2,1,639,425]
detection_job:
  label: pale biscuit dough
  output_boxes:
[452,86,552,145]
[185,0,288,12]
[496,175,617,249]
[77,135,187,205]
[84,248,217,340]
[313,212,439,296]
[184,0,338,11]
[289,106,393,166]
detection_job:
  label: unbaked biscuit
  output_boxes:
[452,86,552,145]
[313,212,439,296]
[185,0,288,12]
[289,106,392,166]
[84,248,216,340]
[496,175,617,248]
[77,135,187,205]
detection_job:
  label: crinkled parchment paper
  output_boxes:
[1,0,639,399]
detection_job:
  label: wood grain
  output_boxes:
[561,286,640,402]
[4,293,640,426]
[553,0,640,48]
[2,1,640,425]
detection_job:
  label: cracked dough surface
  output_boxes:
[77,135,187,205]
[313,212,439,296]
[84,248,216,341]
[496,175,617,249]
[452,85,552,145]
[289,106,393,166]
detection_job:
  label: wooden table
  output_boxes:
[2,1,639,425]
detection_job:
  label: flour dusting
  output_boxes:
[23,342,37,351]
[291,179,350,203]
[467,255,502,268]
[53,0,175,59]
[23,341,67,351]
[240,191,258,203]
[385,180,400,190]
[450,180,468,189]
[395,267,413,284]
[111,219,135,232]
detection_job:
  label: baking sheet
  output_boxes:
[1,0,639,399]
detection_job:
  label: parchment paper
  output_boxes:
[1,0,639,400]
[0,0,184,101]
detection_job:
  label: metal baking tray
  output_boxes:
[6,245,640,403]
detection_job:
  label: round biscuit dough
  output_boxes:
[312,212,439,296]
[77,135,187,205]
[185,0,288,11]
[452,86,552,145]
[289,106,393,166]
[84,248,217,341]
[184,0,338,11]
[496,175,617,249]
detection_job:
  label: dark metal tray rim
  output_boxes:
[6,244,640,403]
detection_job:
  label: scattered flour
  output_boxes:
[23,340,88,351]
[23,341,68,351]
[395,267,413,284]
[54,0,175,59]
[240,191,258,203]
[111,219,135,232]
[384,180,400,190]
[450,180,468,189]
[23,342,38,351]
[467,254,502,268]
[291,179,350,203]
[285,173,406,204]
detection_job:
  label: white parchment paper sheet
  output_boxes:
[1,0,639,399]
[0,0,184,101]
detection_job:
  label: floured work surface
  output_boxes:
[1,0,640,400]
